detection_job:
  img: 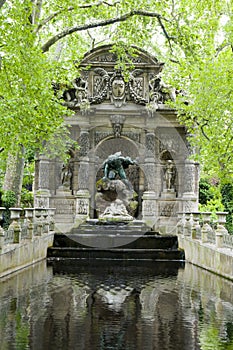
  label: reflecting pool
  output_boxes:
[0,259,233,350]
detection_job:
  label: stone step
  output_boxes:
[52,233,179,250]
[47,247,185,261]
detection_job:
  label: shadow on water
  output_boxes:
[0,260,233,350]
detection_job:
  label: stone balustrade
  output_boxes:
[0,207,56,252]
[177,211,233,280]
[177,211,233,250]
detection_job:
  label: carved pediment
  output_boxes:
[61,44,177,112]
[79,44,162,67]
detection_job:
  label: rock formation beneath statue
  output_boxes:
[95,178,138,220]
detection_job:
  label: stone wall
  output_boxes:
[0,207,55,278]
[0,233,54,278]
[178,237,233,281]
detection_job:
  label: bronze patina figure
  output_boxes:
[102,152,137,181]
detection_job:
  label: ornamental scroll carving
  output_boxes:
[90,53,150,64]
[159,202,177,217]
[78,132,90,157]
[61,69,163,109]
[159,134,180,155]
[145,133,155,154]
[59,45,177,112]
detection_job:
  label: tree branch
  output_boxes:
[157,16,173,52]
[195,119,210,141]
[200,125,210,141]
[36,1,120,32]
[36,6,75,32]
[215,41,231,56]
[41,10,172,53]
[80,1,120,8]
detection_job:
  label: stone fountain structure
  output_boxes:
[34,44,199,235]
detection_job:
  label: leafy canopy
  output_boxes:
[0,0,233,179]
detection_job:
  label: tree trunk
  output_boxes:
[3,149,25,206]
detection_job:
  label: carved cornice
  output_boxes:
[94,130,141,146]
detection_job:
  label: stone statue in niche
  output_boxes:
[163,160,176,191]
[61,164,72,189]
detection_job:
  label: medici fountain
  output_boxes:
[33,44,199,258]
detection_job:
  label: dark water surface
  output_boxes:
[0,259,233,350]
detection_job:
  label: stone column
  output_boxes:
[77,130,90,189]
[34,155,50,208]
[75,130,91,226]
[142,131,158,228]
[183,161,196,196]
[181,160,198,213]
[72,159,79,193]
[144,131,157,192]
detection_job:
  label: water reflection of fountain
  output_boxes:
[1,261,233,350]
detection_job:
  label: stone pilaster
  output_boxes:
[72,159,79,193]
[78,130,90,158]
[182,161,196,197]
[180,160,198,213]
[142,131,159,229]
[142,191,157,229]
[75,190,91,226]
[34,155,50,208]
[75,130,91,226]
[77,130,90,191]
[144,131,159,193]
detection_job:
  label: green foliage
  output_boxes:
[0,0,72,156]
[199,178,214,205]
[221,183,233,234]
[198,176,233,233]
[1,190,17,228]
[1,190,17,208]
[175,49,233,180]
[198,177,224,215]
[0,0,233,185]
[20,188,33,208]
